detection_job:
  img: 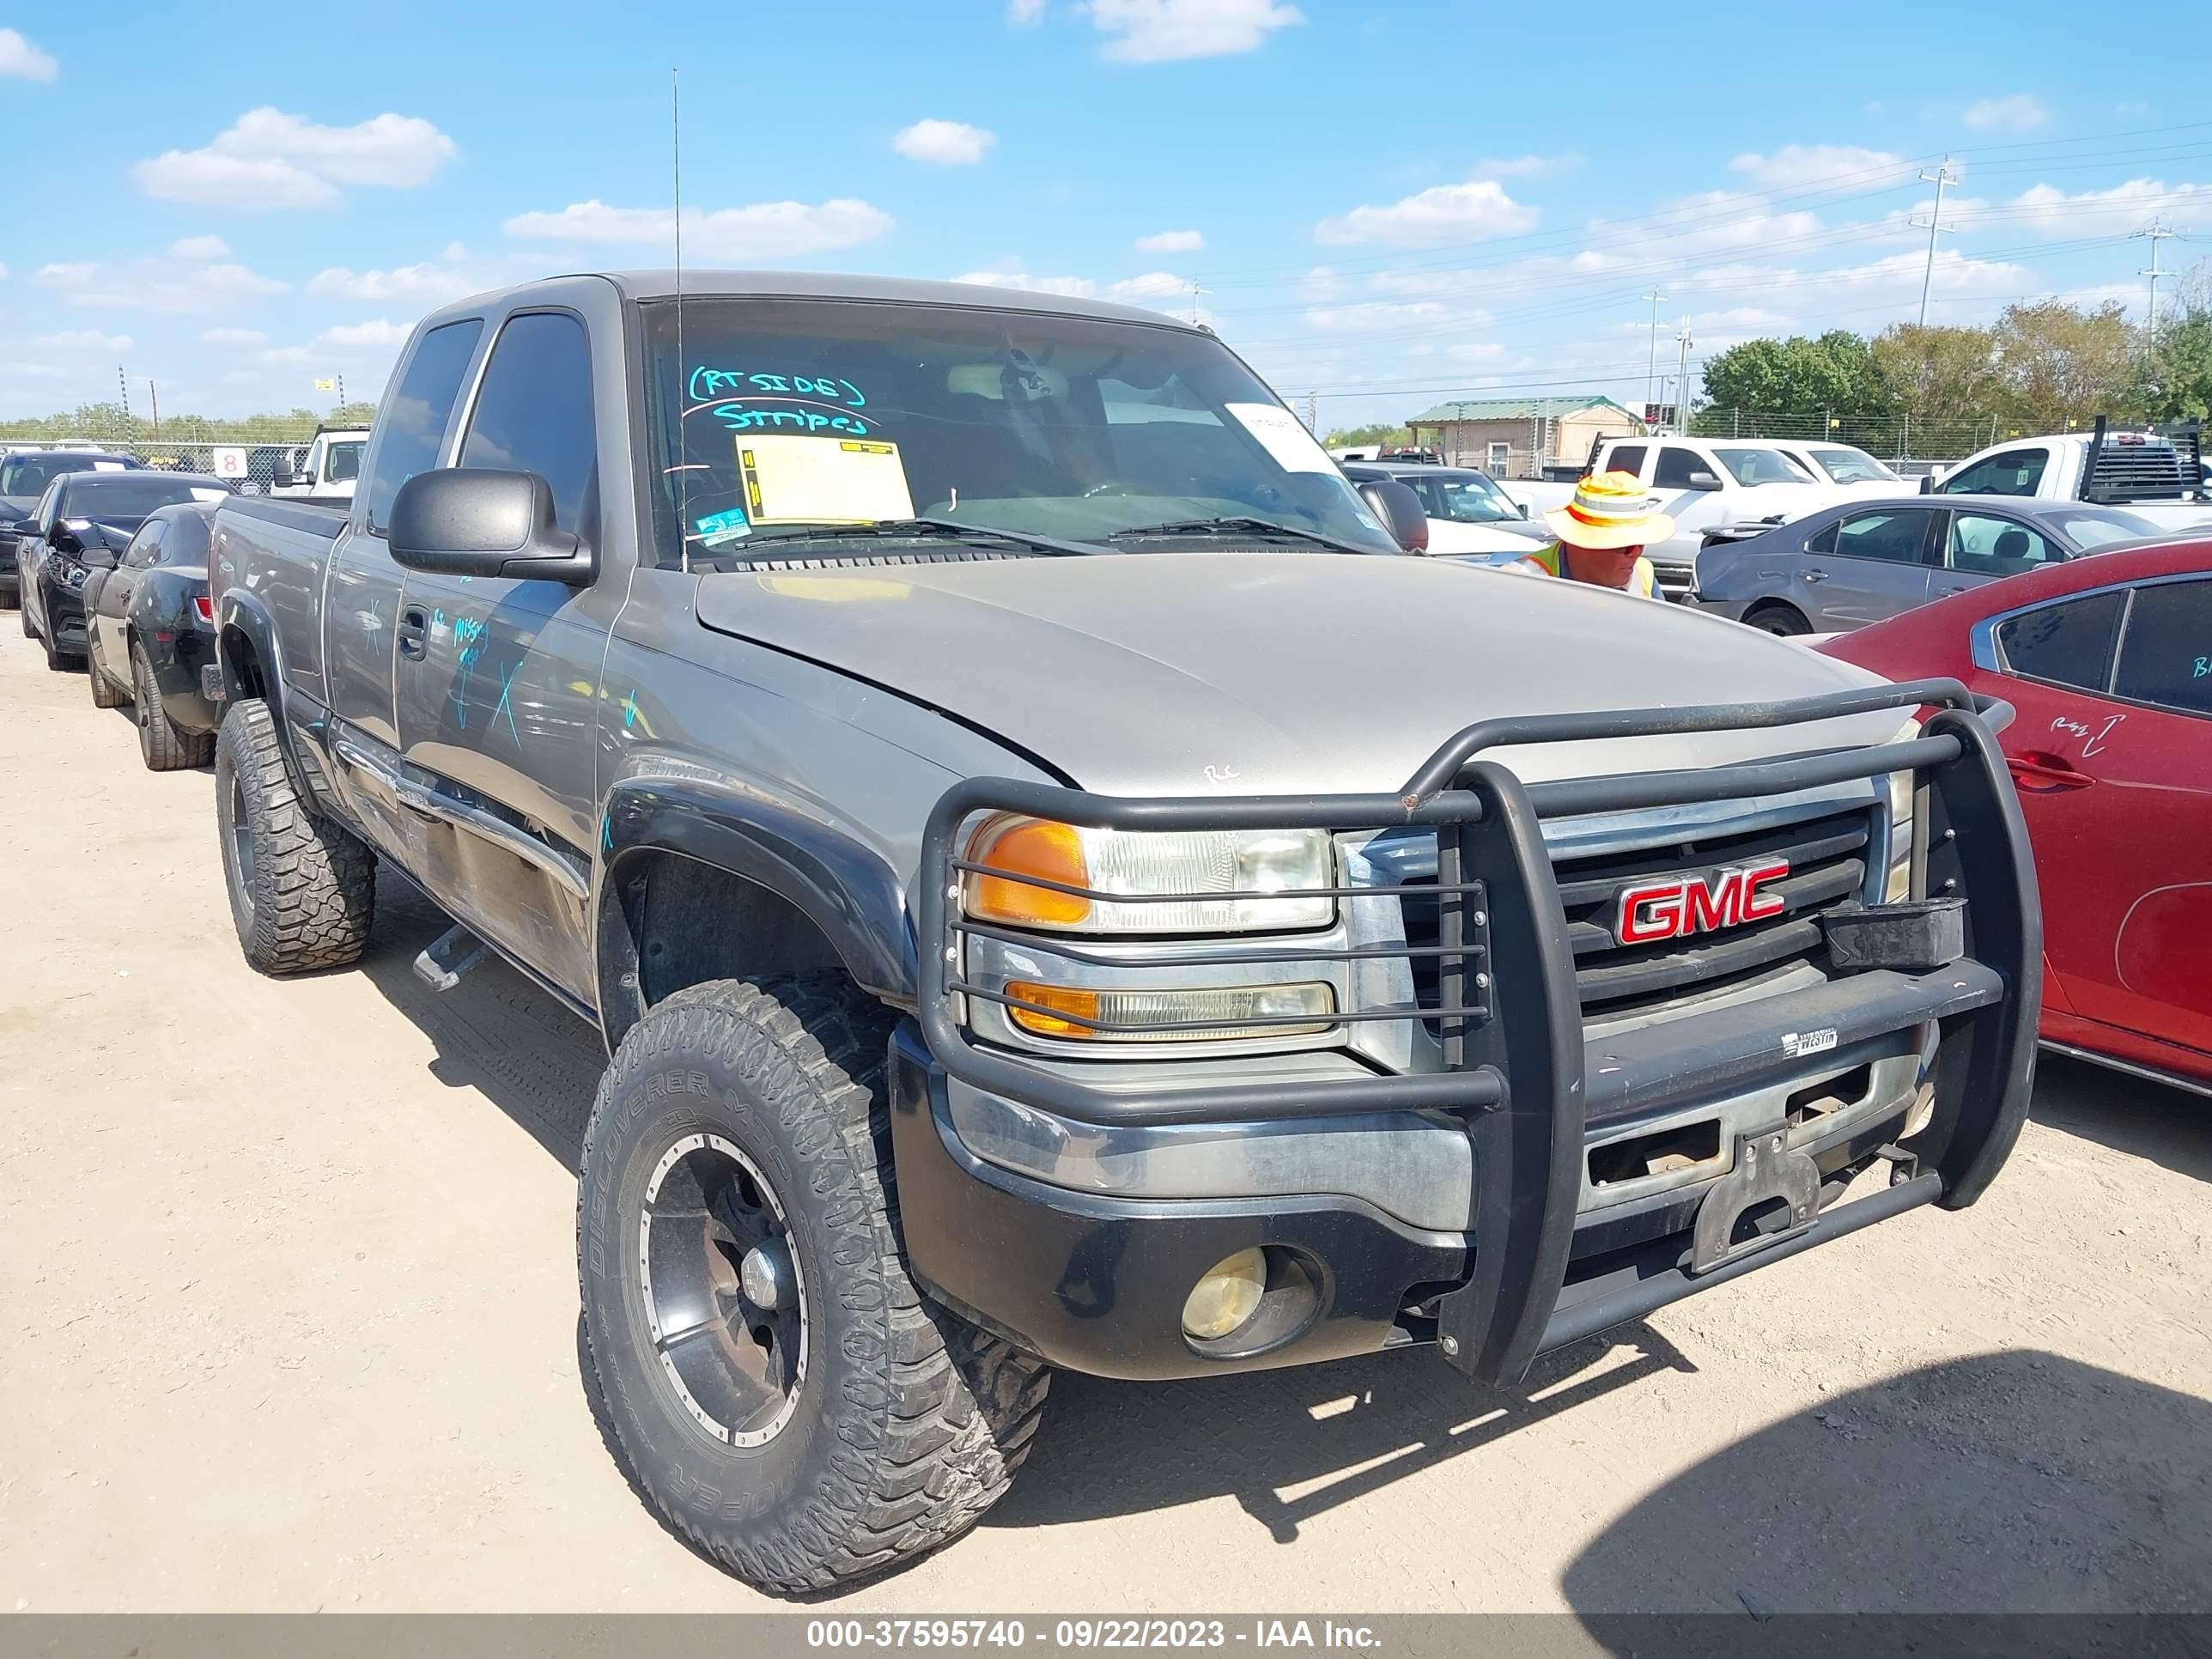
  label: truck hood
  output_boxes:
[694,552,1908,798]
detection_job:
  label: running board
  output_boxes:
[413,923,489,993]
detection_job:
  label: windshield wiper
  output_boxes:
[709,517,1106,559]
[1104,516,1377,556]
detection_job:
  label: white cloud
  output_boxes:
[501,198,894,261]
[32,330,132,352]
[1474,154,1577,179]
[953,270,1100,298]
[1964,94,2047,131]
[307,260,483,303]
[0,27,58,82]
[319,319,413,349]
[1583,190,1822,261]
[201,326,269,346]
[1315,177,1536,247]
[1087,0,1304,63]
[133,107,457,208]
[893,118,996,165]
[1304,301,1455,332]
[169,234,233,261]
[0,263,9,280]
[1009,0,1047,21]
[1136,228,1205,252]
[2001,177,2212,237]
[259,346,313,366]
[3,362,66,379]
[1729,144,1905,189]
[38,258,288,314]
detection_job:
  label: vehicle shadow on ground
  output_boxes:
[2030,1052,2209,1183]
[1561,1350,2212,1619]
[989,1325,1697,1545]
[355,866,604,1171]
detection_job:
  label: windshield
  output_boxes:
[63,477,221,521]
[1713,447,1815,487]
[2052,508,2160,549]
[2,455,103,498]
[641,297,1397,565]
[325,441,365,483]
[1419,471,1522,524]
[1807,446,1898,484]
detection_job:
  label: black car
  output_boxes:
[0,449,142,605]
[82,501,222,769]
[17,471,230,671]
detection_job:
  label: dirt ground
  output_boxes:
[1,635,2207,1618]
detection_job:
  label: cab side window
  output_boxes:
[2112,579,2212,717]
[364,319,486,536]
[459,312,599,538]
[1940,447,2047,497]
[1832,508,1936,564]
[1995,589,2124,692]
[1653,447,1705,489]
[1601,444,1647,480]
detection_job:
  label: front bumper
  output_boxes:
[902,681,2040,1386]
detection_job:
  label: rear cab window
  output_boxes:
[1941,447,2049,497]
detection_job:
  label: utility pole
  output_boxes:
[2134,218,2180,335]
[1914,156,1960,329]
[1640,290,1667,428]
[1188,282,1209,326]
[118,365,131,424]
[1672,319,1693,433]
[149,380,160,441]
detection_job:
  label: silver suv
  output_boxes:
[203,271,2039,1594]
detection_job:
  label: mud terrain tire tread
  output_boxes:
[214,697,374,973]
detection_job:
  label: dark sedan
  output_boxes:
[82,501,222,769]
[1692,493,2163,635]
[17,471,230,671]
[1,448,141,605]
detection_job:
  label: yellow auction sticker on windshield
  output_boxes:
[737,435,915,526]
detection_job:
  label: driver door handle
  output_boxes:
[1801,568,1829,583]
[398,605,428,661]
[2007,750,2096,790]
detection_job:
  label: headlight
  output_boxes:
[1886,736,1918,903]
[1000,979,1336,1042]
[963,815,1335,933]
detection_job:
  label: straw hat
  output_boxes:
[1542,470,1676,550]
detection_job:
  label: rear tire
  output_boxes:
[44,617,77,672]
[577,974,1049,1595]
[1745,603,1811,637]
[133,640,212,771]
[87,630,125,708]
[214,696,374,973]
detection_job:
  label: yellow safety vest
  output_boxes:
[1522,542,1659,599]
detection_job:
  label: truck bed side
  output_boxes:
[208,495,348,704]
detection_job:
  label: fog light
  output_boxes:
[1001,979,1334,1042]
[1181,1247,1267,1340]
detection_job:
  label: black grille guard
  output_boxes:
[915,677,2041,1384]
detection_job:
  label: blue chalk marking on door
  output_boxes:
[622,690,640,730]
[494,660,522,744]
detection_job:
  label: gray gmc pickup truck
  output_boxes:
[204,271,2039,1594]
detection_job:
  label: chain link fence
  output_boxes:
[0,434,321,494]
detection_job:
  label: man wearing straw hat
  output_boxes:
[1512,470,1672,599]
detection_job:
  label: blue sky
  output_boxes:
[4,1,2209,428]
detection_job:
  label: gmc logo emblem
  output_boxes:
[1614,860,1790,945]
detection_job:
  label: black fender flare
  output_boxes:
[593,773,917,1049]
[213,587,318,799]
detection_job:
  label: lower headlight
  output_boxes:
[1000,979,1335,1042]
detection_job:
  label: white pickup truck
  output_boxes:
[271,426,370,501]
[1504,435,1841,600]
[1926,421,2212,533]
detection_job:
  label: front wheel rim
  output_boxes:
[638,1131,807,1449]
[228,775,258,901]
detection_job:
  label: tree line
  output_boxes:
[0,401,380,446]
[1698,263,2212,434]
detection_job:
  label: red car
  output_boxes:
[1822,538,2212,1096]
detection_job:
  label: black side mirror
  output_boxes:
[1357,479,1430,554]
[389,468,597,584]
[1686,470,1723,491]
[79,543,118,569]
[1516,499,1529,519]
[270,459,297,489]
[48,523,80,554]
[1918,474,1936,495]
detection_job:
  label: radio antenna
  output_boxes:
[672,66,691,573]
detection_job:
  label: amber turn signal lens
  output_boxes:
[1002,981,1102,1037]
[967,817,1093,927]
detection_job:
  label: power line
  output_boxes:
[1640,291,1668,424]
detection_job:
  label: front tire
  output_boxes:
[214,697,374,973]
[1745,602,1811,637]
[133,640,212,770]
[577,975,1049,1595]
